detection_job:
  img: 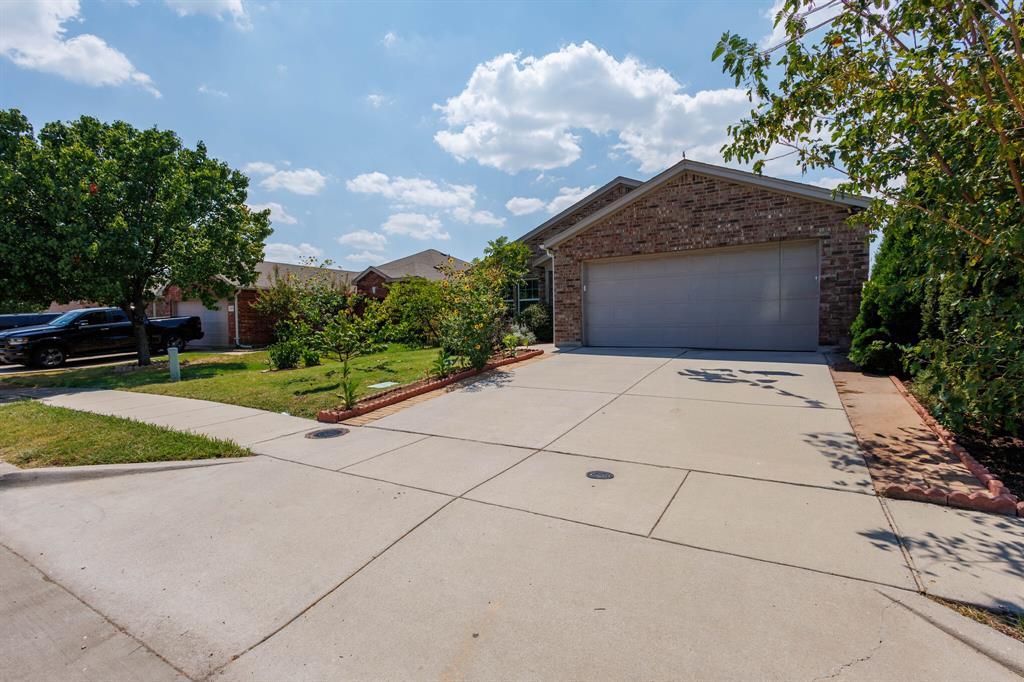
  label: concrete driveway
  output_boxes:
[2,348,1022,680]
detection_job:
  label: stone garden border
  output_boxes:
[888,377,1021,517]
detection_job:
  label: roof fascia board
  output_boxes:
[515,176,643,245]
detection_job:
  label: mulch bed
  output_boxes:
[955,430,1024,501]
[317,348,544,423]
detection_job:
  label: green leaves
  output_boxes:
[715,2,1024,436]
[0,109,272,364]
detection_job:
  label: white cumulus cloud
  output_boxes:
[337,230,388,250]
[0,0,159,96]
[451,207,505,227]
[263,242,324,264]
[347,172,474,209]
[381,213,450,241]
[434,41,751,173]
[248,202,296,226]
[344,251,387,264]
[366,93,393,108]
[545,186,598,214]
[348,171,503,228]
[245,162,327,196]
[165,0,250,29]
[198,83,228,98]
[505,197,546,216]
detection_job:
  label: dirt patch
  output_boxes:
[955,430,1024,500]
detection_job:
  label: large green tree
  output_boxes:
[0,109,271,365]
[714,0,1024,435]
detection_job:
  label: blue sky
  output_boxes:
[3,0,845,269]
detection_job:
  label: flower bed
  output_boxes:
[317,348,544,423]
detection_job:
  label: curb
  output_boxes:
[317,349,545,423]
[888,376,1019,516]
[879,590,1024,677]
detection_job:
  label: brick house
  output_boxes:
[158,262,357,348]
[518,159,870,351]
[352,249,469,300]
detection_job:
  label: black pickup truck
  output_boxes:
[0,307,204,368]
[0,312,61,332]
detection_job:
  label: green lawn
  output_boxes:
[0,401,250,468]
[0,344,438,419]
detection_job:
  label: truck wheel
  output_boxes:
[32,345,66,369]
[164,335,186,353]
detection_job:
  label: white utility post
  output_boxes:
[168,347,181,382]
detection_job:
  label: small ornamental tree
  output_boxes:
[0,109,271,366]
[437,239,531,370]
[320,306,384,408]
[713,1,1024,435]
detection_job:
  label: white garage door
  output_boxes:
[583,241,819,351]
[176,299,231,348]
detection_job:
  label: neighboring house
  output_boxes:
[160,261,357,348]
[520,159,870,351]
[352,249,469,300]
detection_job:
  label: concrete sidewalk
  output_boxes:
[3,358,1023,679]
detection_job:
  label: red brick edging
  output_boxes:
[887,376,1020,516]
[316,349,545,424]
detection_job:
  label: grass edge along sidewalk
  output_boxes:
[0,401,250,468]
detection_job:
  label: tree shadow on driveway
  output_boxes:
[677,366,828,409]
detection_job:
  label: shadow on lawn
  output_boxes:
[292,382,341,396]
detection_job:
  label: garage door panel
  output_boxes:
[780,267,820,298]
[716,324,818,351]
[585,280,629,304]
[612,301,719,326]
[647,276,719,302]
[716,300,783,326]
[177,299,229,348]
[716,272,781,300]
[656,252,718,276]
[781,241,819,267]
[584,242,819,351]
[780,298,820,325]
[717,245,779,274]
[589,325,715,348]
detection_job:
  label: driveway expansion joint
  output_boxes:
[1,541,194,682]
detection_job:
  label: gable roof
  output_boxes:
[251,261,358,290]
[515,176,642,246]
[353,249,470,283]
[542,159,872,250]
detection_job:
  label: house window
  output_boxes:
[516,278,540,313]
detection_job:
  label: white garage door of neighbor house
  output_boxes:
[176,299,230,348]
[583,241,820,351]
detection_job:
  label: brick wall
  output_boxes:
[227,290,276,346]
[550,172,870,347]
[356,272,390,300]
[522,183,637,303]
